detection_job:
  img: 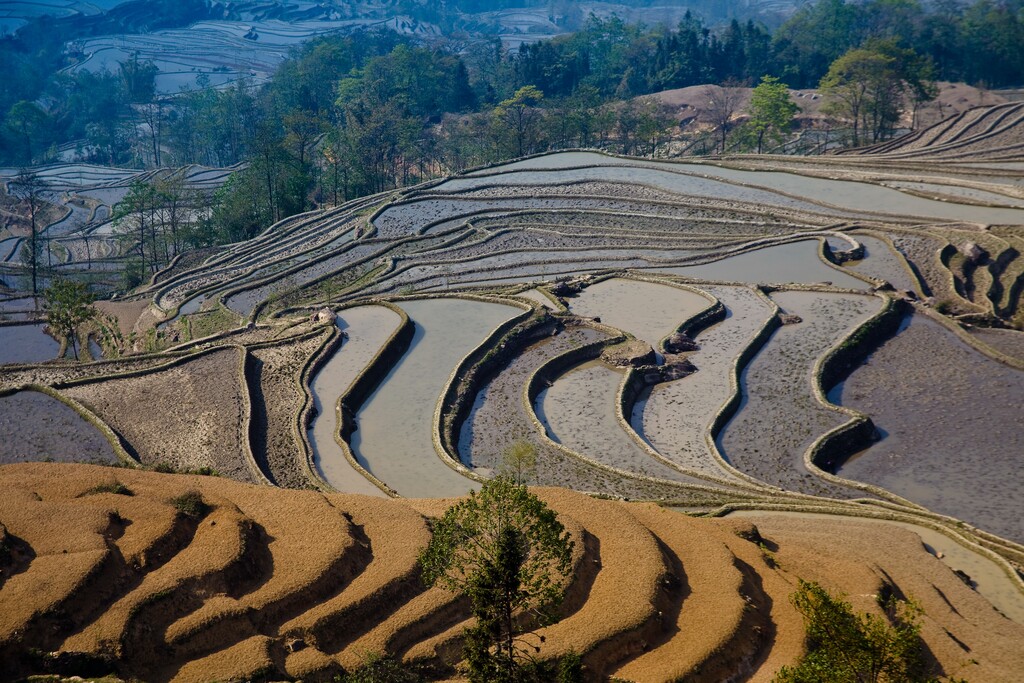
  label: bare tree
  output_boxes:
[10,170,49,295]
[701,79,746,154]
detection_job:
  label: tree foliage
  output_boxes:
[419,476,574,682]
[775,580,946,683]
[44,278,97,360]
[819,40,936,146]
[744,75,799,153]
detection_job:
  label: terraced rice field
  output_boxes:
[0,164,236,298]
[0,323,60,364]
[3,143,1024,680]
[718,290,882,497]
[566,277,710,351]
[635,285,776,481]
[308,306,401,496]
[2,463,1023,683]
[348,297,521,498]
[0,389,117,464]
[538,360,704,484]
[830,313,1024,542]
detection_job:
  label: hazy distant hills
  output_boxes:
[2,0,804,41]
[2,0,805,94]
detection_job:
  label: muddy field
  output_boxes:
[0,390,117,464]
[718,290,882,497]
[832,313,1024,542]
[62,348,254,481]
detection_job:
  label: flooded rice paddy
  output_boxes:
[489,151,1024,224]
[718,290,881,497]
[536,360,707,484]
[0,390,117,464]
[349,297,521,498]
[0,324,61,365]
[843,234,921,293]
[635,285,776,480]
[968,327,1024,362]
[308,306,402,497]
[567,277,709,353]
[830,313,1024,542]
[656,239,869,289]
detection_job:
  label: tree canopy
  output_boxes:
[419,476,574,681]
[819,40,936,146]
[44,278,97,360]
[775,579,946,683]
[744,75,799,153]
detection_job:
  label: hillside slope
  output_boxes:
[1,463,1022,682]
[839,102,1024,161]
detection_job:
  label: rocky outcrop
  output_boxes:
[664,332,700,353]
[601,340,656,368]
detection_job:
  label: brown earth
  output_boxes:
[651,81,1006,132]
[1,463,1021,683]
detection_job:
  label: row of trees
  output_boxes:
[111,176,211,285]
[6,0,1023,168]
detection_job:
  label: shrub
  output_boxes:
[170,491,210,521]
[339,652,423,682]
[80,481,134,497]
[775,580,950,683]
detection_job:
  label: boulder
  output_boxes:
[601,340,656,368]
[550,277,587,297]
[641,354,697,384]
[779,313,803,325]
[664,331,699,353]
[961,242,985,262]
[311,307,336,325]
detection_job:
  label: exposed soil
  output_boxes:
[2,462,1022,683]
[62,348,255,482]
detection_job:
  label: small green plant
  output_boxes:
[758,542,778,569]
[170,491,210,520]
[501,440,538,485]
[80,481,134,497]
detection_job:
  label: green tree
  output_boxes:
[819,41,935,147]
[44,278,97,361]
[745,75,799,153]
[5,101,49,164]
[775,580,943,683]
[502,441,537,485]
[492,86,546,159]
[342,652,423,682]
[419,476,574,682]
